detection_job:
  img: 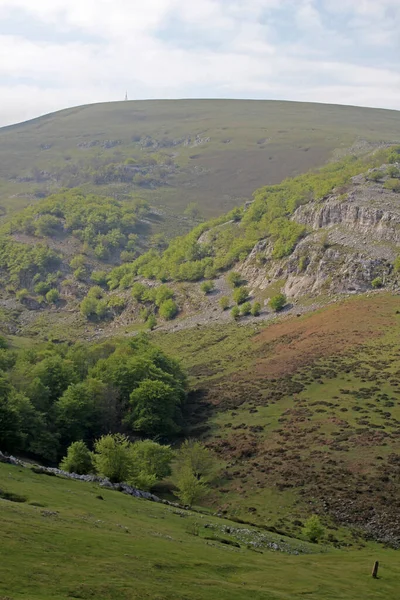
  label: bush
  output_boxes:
[219,296,230,310]
[174,441,215,507]
[227,272,242,288]
[91,271,108,286]
[60,441,93,475]
[231,306,240,320]
[302,515,325,543]
[80,296,98,318]
[368,170,384,182]
[159,299,178,320]
[394,256,400,273]
[131,282,147,302]
[200,281,214,294]
[233,286,249,305]
[16,289,29,301]
[240,301,252,316]
[251,302,262,316]
[384,178,400,193]
[371,277,383,289]
[93,434,132,483]
[155,285,174,307]
[46,288,60,304]
[146,314,157,330]
[34,281,50,295]
[387,165,400,178]
[270,293,287,311]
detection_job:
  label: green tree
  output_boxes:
[46,288,60,304]
[251,301,262,316]
[174,441,215,506]
[60,440,93,475]
[200,281,214,294]
[302,515,325,543]
[131,282,147,302]
[227,271,242,288]
[240,301,251,315]
[175,467,209,506]
[270,293,287,311]
[219,296,230,310]
[155,285,174,307]
[146,314,157,330]
[159,299,178,320]
[233,286,248,305]
[128,379,181,436]
[371,277,383,289]
[93,433,132,483]
[130,440,173,490]
[231,306,240,320]
[394,256,400,273]
[80,295,98,318]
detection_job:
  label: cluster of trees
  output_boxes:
[27,152,176,190]
[0,334,186,463]
[106,151,395,289]
[0,238,62,292]
[60,436,214,505]
[131,282,178,323]
[8,189,149,263]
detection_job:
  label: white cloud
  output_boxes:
[0,0,398,126]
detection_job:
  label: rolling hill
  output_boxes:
[1,99,400,231]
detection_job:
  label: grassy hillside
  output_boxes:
[1,99,400,229]
[1,461,399,600]
[155,293,400,544]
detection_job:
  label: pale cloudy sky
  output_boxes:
[0,0,399,126]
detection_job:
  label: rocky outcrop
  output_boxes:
[294,196,400,244]
[239,175,400,300]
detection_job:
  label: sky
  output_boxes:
[0,0,399,126]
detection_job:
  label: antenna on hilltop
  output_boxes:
[125,91,128,101]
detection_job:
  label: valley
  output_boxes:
[1,99,400,600]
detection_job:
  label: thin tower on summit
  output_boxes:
[125,91,128,101]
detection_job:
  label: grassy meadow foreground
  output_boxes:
[0,461,399,600]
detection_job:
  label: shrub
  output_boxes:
[240,301,252,316]
[88,286,103,299]
[174,441,215,507]
[251,302,262,316]
[231,306,240,320]
[368,170,384,182]
[270,293,287,311]
[219,296,230,310]
[159,299,178,320]
[73,266,88,281]
[80,296,98,318]
[34,281,50,295]
[131,282,147,302]
[93,434,132,483]
[302,515,325,543]
[200,281,214,294]
[386,165,400,178]
[227,272,242,288]
[394,256,400,273]
[16,289,29,301]
[155,285,174,307]
[146,314,157,330]
[371,277,383,289]
[60,441,93,475]
[107,295,126,312]
[384,178,400,193]
[233,286,249,305]
[46,289,60,304]
[95,299,108,319]
[91,271,108,286]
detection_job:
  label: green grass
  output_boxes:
[1,462,400,600]
[155,294,400,537]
